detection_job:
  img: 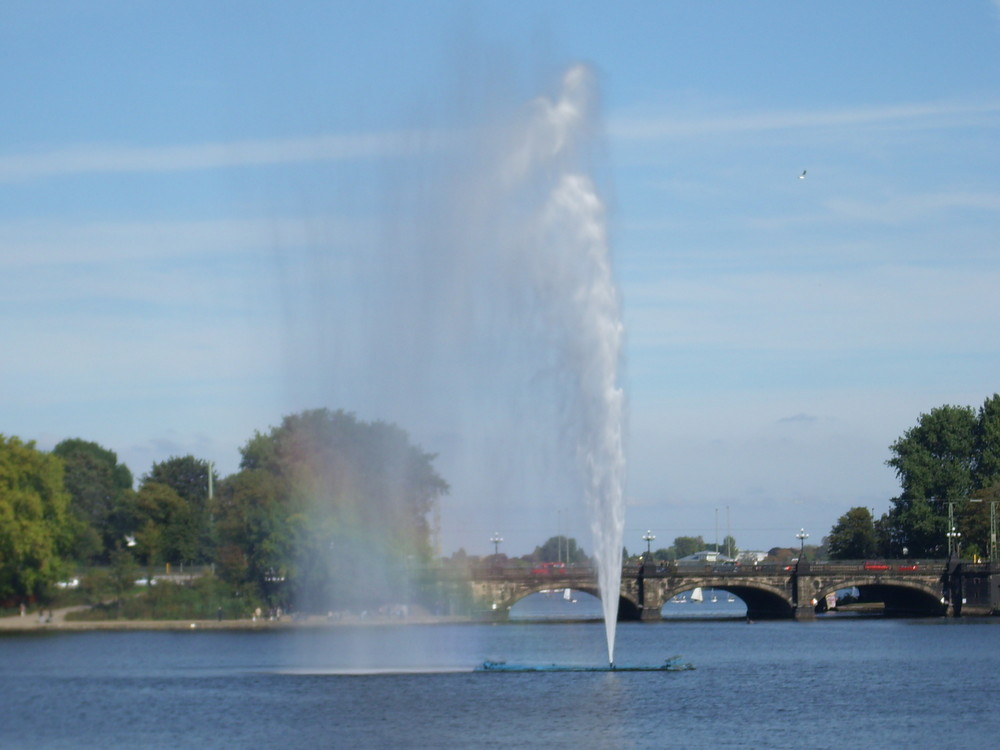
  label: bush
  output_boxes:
[66,576,258,621]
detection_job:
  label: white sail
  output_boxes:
[690,587,704,603]
[563,588,572,601]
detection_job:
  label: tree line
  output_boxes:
[0,409,448,612]
[6,395,998,611]
[826,394,1000,559]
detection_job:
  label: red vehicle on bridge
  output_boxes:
[531,562,567,575]
[863,561,892,571]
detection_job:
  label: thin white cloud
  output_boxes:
[610,99,1000,141]
[743,190,1000,232]
[0,216,372,268]
[823,191,1000,223]
[626,265,1000,354]
[0,131,424,182]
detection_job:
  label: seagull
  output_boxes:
[799,170,807,179]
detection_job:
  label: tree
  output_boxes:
[672,536,705,558]
[882,396,1000,556]
[218,409,449,611]
[133,482,199,567]
[214,468,289,603]
[52,438,133,562]
[528,536,588,564]
[974,394,1000,488]
[880,496,946,557]
[145,455,213,508]
[826,507,878,559]
[721,535,739,558]
[0,436,73,602]
[887,404,977,502]
[144,456,217,563]
[966,483,1000,559]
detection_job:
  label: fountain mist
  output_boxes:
[287,64,625,664]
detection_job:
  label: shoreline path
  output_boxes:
[0,607,470,633]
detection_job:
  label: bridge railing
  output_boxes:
[804,559,940,575]
[468,564,598,581]
[463,558,977,581]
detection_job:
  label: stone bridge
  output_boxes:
[467,559,1000,621]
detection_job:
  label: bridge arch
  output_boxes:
[658,579,793,620]
[492,582,603,619]
[473,578,645,621]
[816,577,946,617]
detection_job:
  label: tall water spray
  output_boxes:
[289,64,625,664]
[506,67,626,665]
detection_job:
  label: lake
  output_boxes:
[2,613,999,749]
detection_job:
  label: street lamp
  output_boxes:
[490,532,503,557]
[642,530,656,557]
[946,527,962,558]
[796,529,809,557]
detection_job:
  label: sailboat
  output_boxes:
[690,587,704,603]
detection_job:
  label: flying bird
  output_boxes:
[799,170,807,179]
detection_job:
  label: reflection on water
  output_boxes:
[509,590,603,620]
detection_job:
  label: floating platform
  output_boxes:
[476,656,694,673]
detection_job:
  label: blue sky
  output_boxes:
[3,1,1000,556]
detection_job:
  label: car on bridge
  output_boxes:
[531,562,567,575]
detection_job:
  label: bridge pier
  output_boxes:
[638,606,662,621]
[793,604,816,621]
[792,563,816,620]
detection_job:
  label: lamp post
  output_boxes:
[989,501,997,562]
[946,526,962,558]
[642,530,655,557]
[490,532,503,557]
[796,528,809,557]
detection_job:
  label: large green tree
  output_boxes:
[882,395,1000,557]
[52,438,133,562]
[887,404,978,502]
[826,507,878,559]
[217,409,449,611]
[0,436,73,602]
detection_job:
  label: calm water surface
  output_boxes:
[2,616,999,749]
